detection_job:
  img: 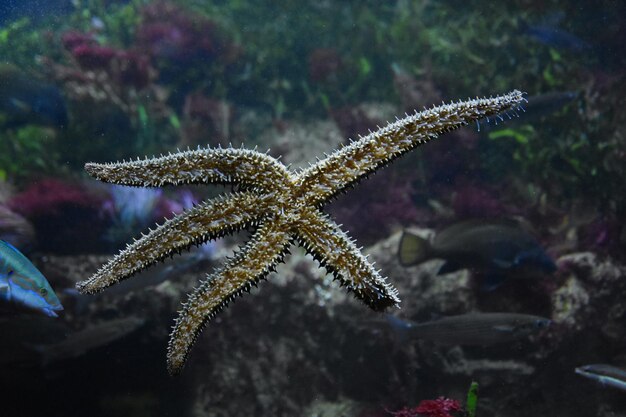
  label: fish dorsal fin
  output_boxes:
[1,240,22,254]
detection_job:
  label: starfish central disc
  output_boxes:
[77,90,525,375]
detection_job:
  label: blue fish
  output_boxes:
[575,364,626,392]
[0,240,63,317]
[520,15,590,52]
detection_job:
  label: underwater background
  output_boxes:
[1,1,625,416]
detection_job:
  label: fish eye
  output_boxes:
[535,319,550,328]
[7,270,14,276]
[39,288,48,296]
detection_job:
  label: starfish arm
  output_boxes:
[297,90,525,205]
[85,147,290,190]
[77,191,273,294]
[294,207,400,311]
[167,219,291,375]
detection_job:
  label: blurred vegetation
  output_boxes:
[0,18,45,68]
[0,0,624,218]
[0,126,61,181]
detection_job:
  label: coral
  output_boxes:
[308,48,343,83]
[41,28,172,165]
[452,184,509,219]
[415,397,462,417]
[579,216,624,258]
[389,398,461,417]
[101,185,162,247]
[136,1,239,71]
[102,185,198,248]
[0,184,33,248]
[45,31,156,112]
[70,44,118,71]
[391,62,442,113]
[180,92,232,147]
[0,205,35,249]
[7,179,109,253]
[330,105,380,141]
[60,30,97,51]
[331,174,422,245]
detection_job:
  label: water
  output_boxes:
[0,1,625,416]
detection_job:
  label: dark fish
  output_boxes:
[522,91,579,120]
[520,16,591,51]
[387,312,551,346]
[33,316,145,365]
[480,91,578,132]
[63,245,216,313]
[575,364,626,392]
[398,219,557,289]
[0,63,68,129]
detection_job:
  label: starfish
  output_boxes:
[77,90,524,375]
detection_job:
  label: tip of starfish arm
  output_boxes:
[75,279,96,294]
[167,358,184,376]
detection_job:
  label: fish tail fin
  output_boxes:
[385,315,414,344]
[398,231,431,266]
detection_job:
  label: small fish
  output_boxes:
[0,240,63,317]
[34,316,145,365]
[575,364,626,392]
[386,312,551,346]
[520,15,591,52]
[398,219,557,289]
[522,91,579,119]
[479,91,579,132]
[63,243,216,313]
[0,63,68,129]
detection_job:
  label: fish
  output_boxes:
[398,219,557,289]
[0,240,63,317]
[575,364,626,392]
[386,312,551,346]
[63,242,217,314]
[33,316,145,366]
[521,91,579,120]
[519,14,591,52]
[0,63,68,129]
[479,91,579,133]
